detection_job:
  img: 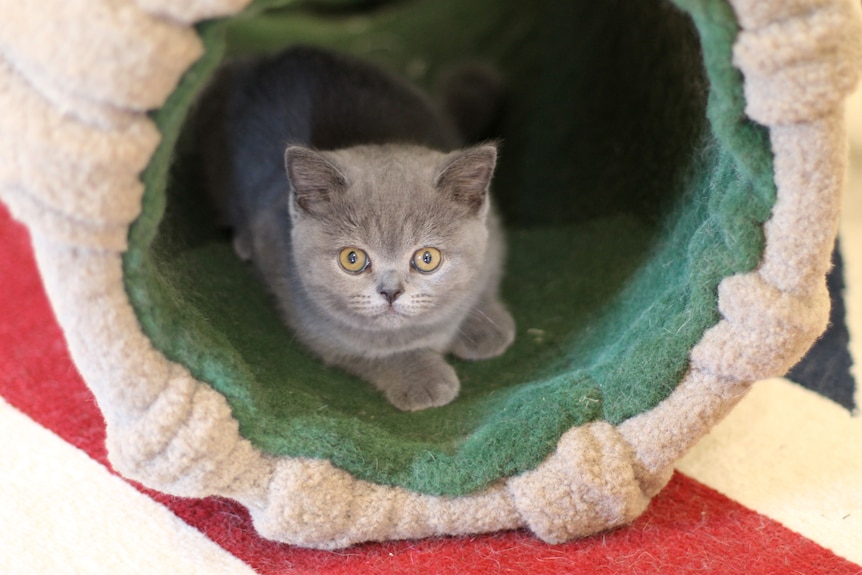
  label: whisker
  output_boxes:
[455,326,477,344]
[468,306,499,329]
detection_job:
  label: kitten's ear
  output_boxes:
[285,146,347,217]
[433,144,497,215]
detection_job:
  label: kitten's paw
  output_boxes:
[385,374,460,412]
[381,357,460,412]
[451,298,515,360]
[349,350,461,411]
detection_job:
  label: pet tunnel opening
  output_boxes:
[123,0,774,496]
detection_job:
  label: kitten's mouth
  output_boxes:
[344,302,405,323]
[373,305,416,324]
[347,299,425,325]
[379,306,404,319]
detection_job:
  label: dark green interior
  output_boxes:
[123,0,775,496]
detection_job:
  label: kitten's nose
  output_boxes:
[379,288,402,304]
[377,271,403,305]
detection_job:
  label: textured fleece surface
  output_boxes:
[122,0,774,496]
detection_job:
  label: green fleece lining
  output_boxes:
[123,0,775,496]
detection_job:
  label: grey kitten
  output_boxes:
[197,46,514,411]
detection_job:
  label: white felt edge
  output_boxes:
[680,87,862,564]
[0,398,256,575]
[0,0,858,549]
[618,0,861,493]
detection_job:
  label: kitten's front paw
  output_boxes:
[340,350,461,411]
[451,297,515,360]
[385,373,460,412]
[379,353,460,412]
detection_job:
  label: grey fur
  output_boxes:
[198,46,514,411]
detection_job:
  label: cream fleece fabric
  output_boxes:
[0,0,859,549]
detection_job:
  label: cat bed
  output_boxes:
[1,0,860,549]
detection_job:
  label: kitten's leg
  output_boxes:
[450,295,515,360]
[340,350,460,412]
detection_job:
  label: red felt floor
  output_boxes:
[2,203,859,574]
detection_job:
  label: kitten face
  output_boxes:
[287,144,495,334]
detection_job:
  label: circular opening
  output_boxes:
[124,0,775,496]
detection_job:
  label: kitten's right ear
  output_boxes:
[285,146,347,217]
[433,144,497,216]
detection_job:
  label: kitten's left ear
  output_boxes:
[433,144,497,216]
[285,146,347,218]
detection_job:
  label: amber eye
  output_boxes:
[412,247,442,273]
[338,247,370,274]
